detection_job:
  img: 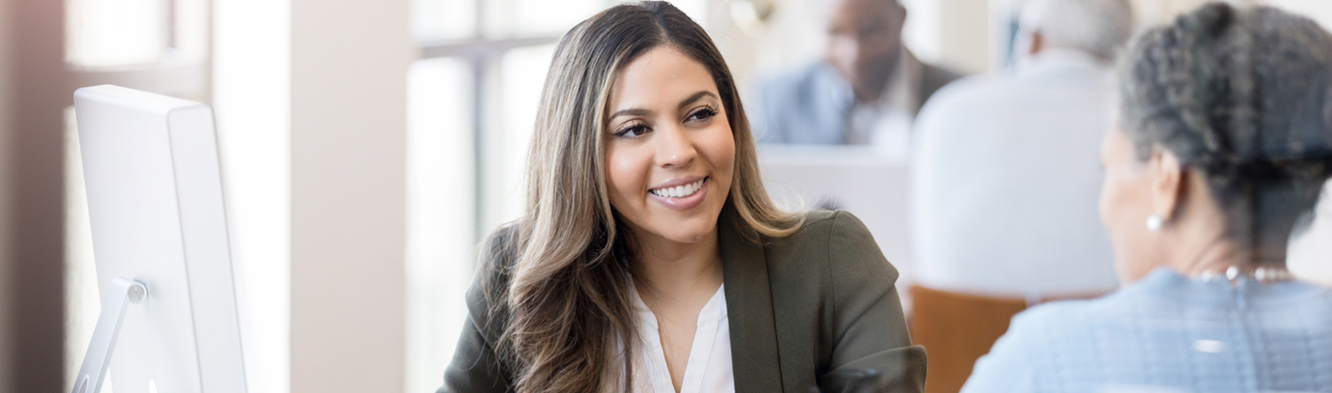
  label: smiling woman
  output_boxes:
[438,2,925,393]
[605,48,735,245]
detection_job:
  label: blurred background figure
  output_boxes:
[906,0,1133,391]
[749,0,961,152]
[964,3,1332,391]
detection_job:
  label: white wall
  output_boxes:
[1289,181,1332,286]
[1264,0,1332,29]
[289,1,412,392]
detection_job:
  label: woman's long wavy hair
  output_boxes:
[489,2,802,392]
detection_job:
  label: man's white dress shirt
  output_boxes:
[910,50,1121,299]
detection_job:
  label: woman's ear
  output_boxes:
[1149,148,1185,222]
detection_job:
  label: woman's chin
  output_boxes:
[643,222,718,245]
[626,201,726,246]
[655,229,711,244]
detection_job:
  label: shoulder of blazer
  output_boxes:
[758,209,900,296]
[752,209,905,386]
[757,209,854,276]
[758,209,847,255]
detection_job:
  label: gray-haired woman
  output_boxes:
[962,3,1332,392]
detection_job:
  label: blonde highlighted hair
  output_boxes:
[489,2,801,392]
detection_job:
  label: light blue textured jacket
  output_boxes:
[962,267,1332,393]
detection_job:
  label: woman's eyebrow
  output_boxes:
[609,108,652,119]
[678,91,717,109]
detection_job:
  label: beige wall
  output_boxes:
[938,0,990,74]
[289,0,411,392]
[8,0,68,390]
[0,0,12,389]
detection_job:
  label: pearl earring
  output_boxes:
[1146,215,1164,232]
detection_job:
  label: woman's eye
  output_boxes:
[615,124,650,138]
[687,107,717,122]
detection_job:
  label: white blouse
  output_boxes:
[627,284,735,393]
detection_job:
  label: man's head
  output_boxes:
[825,0,907,101]
[1019,0,1134,61]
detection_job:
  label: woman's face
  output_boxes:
[1098,128,1160,283]
[604,46,735,246]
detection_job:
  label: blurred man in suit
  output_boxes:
[907,0,1135,392]
[751,0,961,147]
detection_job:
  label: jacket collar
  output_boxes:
[718,212,784,392]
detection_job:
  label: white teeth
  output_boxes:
[651,179,706,198]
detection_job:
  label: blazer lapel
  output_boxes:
[719,216,784,393]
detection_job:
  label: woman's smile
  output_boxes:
[648,176,709,210]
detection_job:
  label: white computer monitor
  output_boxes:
[71,85,247,393]
[757,145,914,283]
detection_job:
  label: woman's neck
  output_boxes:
[1159,184,1286,277]
[633,229,724,307]
[1171,237,1286,277]
[1173,239,1244,277]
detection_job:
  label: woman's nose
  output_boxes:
[654,123,697,168]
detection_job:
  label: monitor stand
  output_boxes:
[71,277,149,393]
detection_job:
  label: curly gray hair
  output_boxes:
[1118,3,1332,261]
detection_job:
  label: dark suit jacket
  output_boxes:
[751,59,963,145]
[440,210,926,393]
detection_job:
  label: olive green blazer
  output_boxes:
[440,210,927,393]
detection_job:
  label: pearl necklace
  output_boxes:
[1196,265,1295,284]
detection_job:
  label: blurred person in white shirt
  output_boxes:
[905,0,1134,392]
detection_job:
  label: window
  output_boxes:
[66,0,208,68]
[404,57,473,393]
